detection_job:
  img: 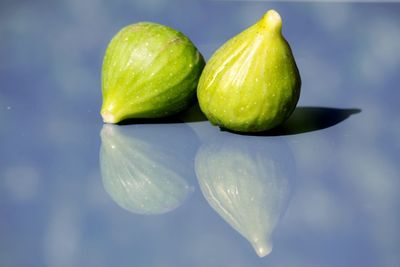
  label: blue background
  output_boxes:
[1,1,399,266]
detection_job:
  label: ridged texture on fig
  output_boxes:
[195,135,292,257]
[197,10,301,132]
[101,22,205,123]
[100,124,195,215]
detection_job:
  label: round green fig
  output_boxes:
[197,10,301,132]
[100,123,198,214]
[101,22,205,123]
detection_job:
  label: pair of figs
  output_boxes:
[100,123,292,257]
[101,10,301,132]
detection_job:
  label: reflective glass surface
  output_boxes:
[1,1,399,267]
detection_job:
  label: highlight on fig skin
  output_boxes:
[101,110,115,124]
[197,9,301,133]
[100,22,205,124]
[261,9,282,33]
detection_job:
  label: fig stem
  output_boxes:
[260,9,282,33]
[251,238,273,257]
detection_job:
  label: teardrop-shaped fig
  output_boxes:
[101,22,205,123]
[197,10,301,132]
[195,133,294,257]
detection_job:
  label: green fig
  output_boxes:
[195,133,293,257]
[100,124,198,214]
[197,10,301,132]
[101,22,205,123]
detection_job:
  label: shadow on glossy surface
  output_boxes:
[195,133,294,257]
[116,101,208,125]
[182,105,360,136]
[99,123,198,215]
[253,106,361,136]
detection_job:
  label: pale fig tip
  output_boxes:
[101,110,117,124]
[261,9,282,32]
[100,124,114,137]
[252,239,273,257]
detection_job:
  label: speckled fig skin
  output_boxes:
[101,22,205,124]
[197,10,301,132]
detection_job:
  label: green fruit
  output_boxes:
[101,22,205,123]
[197,10,301,132]
[100,124,198,214]
[195,133,293,257]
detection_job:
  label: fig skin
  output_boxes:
[101,22,205,124]
[195,133,293,257]
[197,10,301,132]
[100,124,198,214]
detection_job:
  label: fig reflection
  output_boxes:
[195,134,294,257]
[100,124,197,215]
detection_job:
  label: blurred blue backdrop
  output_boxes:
[0,1,399,267]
